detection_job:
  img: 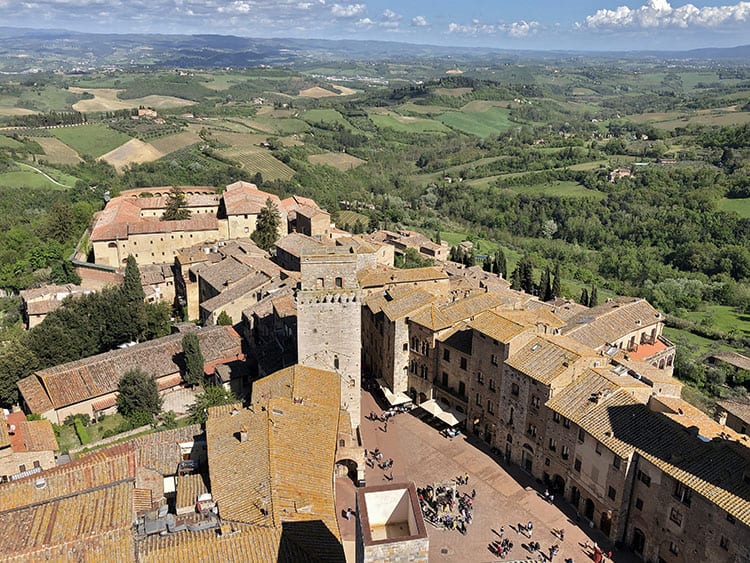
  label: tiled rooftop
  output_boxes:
[222,181,281,216]
[357,266,448,289]
[505,335,595,385]
[547,370,750,527]
[561,297,663,349]
[18,326,242,413]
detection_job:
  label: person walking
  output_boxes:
[527,521,533,538]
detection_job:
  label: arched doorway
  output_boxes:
[600,511,612,537]
[632,528,646,555]
[584,498,595,520]
[335,459,359,484]
[418,392,427,404]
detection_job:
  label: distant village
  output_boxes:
[3,182,749,562]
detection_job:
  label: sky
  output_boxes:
[1,0,749,51]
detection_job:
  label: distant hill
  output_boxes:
[0,27,748,72]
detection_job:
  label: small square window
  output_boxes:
[595,442,602,455]
[574,458,582,472]
[613,457,621,470]
[553,412,561,423]
[491,354,498,366]
[608,486,616,501]
[477,372,484,385]
[476,393,481,406]
[549,438,556,451]
[489,379,496,391]
[720,536,729,550]
[669,542,679,555]
[578,428,585,443]
[511,383,519,397]
[635,498,643,510]
[443,349,450,362]
[726,513,735,524]
[561,445,570,460]
[563,417,571,428]
[460,357,467,370]
[545,457,550,466]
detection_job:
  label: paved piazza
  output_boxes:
[336,390,642,563]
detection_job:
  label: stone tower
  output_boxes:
[297,248,362,429]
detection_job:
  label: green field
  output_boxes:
[369,112,451,133]
[337,210,370,227]
[51,124,132,158]
[218,147,296,181]
[16,85,81,112]
[249,116,309,135]
[509,180,606,199]
[437,107,512,137]
[683,305,750,337]
[0,169,69,189]
[302,109,353,129]
[0,135,24,149]
[719,197,750,218]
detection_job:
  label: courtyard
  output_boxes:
[336,389,642,563]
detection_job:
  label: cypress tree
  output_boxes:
[182,332,205,387]
[251,198,281,251]
[580,288,589,306]
[589,285,599,307]
[162,186,191,221]
[123,255,145,303]
[497,249,507,279]
[552,263,562,298]
[542,266,553,301]
[511,266,522,290]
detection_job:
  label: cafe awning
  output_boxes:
[376,378,413,406]
[418,399,465,426]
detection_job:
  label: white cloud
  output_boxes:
[411,15,427,27]
[507,20,540,37]
[355,17,373,27]
[382,8,399,21]
[217,1,252,15]
[331,2,365,17]
[582,0,750,29]
[448,18,541,37]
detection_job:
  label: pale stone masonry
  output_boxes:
[297,250,363,430]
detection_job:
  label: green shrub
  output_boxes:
[74,418,90,445]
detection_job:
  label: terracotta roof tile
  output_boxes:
[19,326,241,412]
[223,181,281,216]
[410,292,504,331]
[0,444,136,512]
[18,420,58,452]
[505,335,596,385]
[357,266,447,289]
[561,298,663,349]
[547,370,750,526]
[175,473,208,511]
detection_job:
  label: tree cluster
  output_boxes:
[0,257,171,407]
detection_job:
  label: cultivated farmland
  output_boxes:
[218,147,295,180]
[50,124,132,158]
[437,106,512,137]
[308,152,366,170]
[68,87,196,112]
[99,139,165,171]
[34,137,83,165]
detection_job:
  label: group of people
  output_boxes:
[416,479,475,534]
[489,537,514,558]
[364,448,394,480]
